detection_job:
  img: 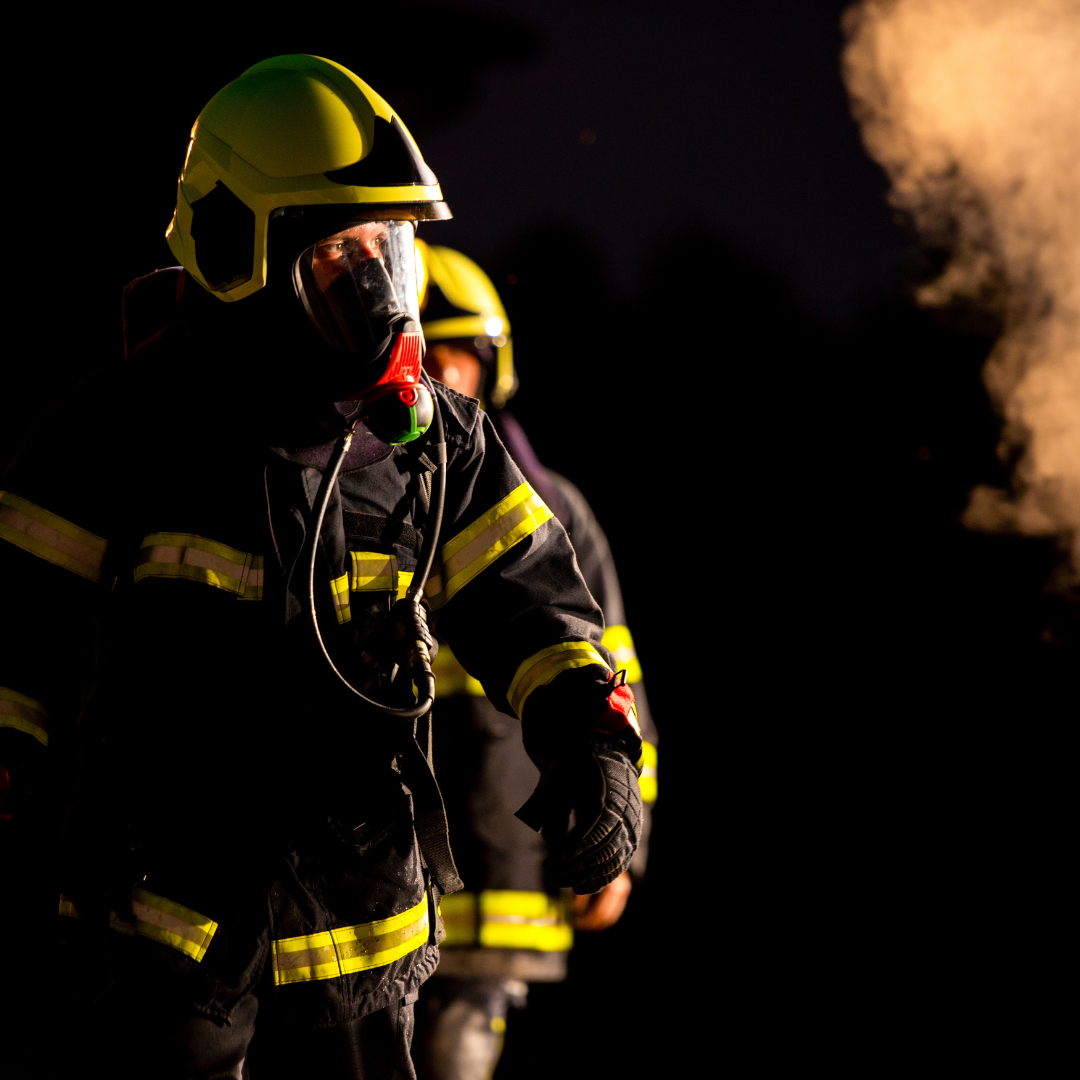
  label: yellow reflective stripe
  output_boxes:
[130,887,218,962]
[0,688,49,747]
[330,572,351,624]
[439,891,478,946]
[478,891,572,952]
[426,482,553,609]
[272,893,429,986]
[350,551,395,592]
[431,645,486,698]
[602,624,643,684]
[349,553,414,602]
[0,491,107,582]
[507,641,610,720]
[640,740,658,804]
[438,891,572,952]
[59,894,80,919]
[134,532,264,598]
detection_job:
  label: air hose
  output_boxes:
[306,374,446,721]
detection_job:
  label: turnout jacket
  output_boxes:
[431,413,657,979]
[0,269,621,1028]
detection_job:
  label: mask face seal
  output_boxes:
[292,219,432,443]
[292,219,421,357]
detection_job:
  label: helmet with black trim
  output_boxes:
[417,243,517,408]
[167,54,449,302]
[166,54,451,441]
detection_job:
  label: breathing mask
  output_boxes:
[292,219,432,444]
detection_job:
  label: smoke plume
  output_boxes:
[842,0,1080,590]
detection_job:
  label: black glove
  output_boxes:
[517,740,642,894]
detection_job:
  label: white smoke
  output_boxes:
[842,0,1080,590]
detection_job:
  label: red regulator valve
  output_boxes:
[593,670,643,770]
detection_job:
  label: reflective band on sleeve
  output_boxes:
[431,644,486,698]
[438,891,572,952]
[0,491,107,582]
[0,687,49,747]
[134,533,264,599]
[129,887,218,962]
[640,740,658,804]
[425,482,553,609]
[331,572,351,624]
[507,641,610,720]
[271,893,429,986]
[59,894,80,919]
[602,624,643,684]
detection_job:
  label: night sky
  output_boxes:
[6,2,1069,1072]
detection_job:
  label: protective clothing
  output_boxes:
[412,248,657,1080]
[0,59,638,1079]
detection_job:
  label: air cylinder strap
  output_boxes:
[399,732,463,896]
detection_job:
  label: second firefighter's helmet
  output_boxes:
[166,54,449,303]
[417,243,517,408]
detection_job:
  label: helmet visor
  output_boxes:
[292,220,421,355]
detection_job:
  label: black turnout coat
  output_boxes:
[0,269,620,1029]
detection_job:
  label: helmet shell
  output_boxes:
[166,54,449,302]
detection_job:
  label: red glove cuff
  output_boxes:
[591,669,639,756]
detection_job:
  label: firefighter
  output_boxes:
[0,55,642,1079]
[411,245,658,1080]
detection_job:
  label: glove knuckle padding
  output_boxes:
[550,742,643,894]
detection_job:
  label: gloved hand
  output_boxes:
[517,740,642,894]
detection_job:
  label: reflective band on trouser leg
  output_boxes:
[424,482,553,609]
[349,552,415,602]
[0,491,107,582]
[640,740,658,804]
[330,572,351,624]
[602,624,643,685]
[506,641,610,720]
[438,891,478,945]
[134,533,264,599]
[272,893,430,986]
[478,891,572,952]
[129,887,219,962]
[0,687,49,747]
[431,644,486,698]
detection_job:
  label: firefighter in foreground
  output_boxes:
[0,55,643,1078]
[410,247,658,1080]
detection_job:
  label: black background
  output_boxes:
[5,1,1072,1073]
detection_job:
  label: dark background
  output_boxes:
[6,1,1071,1072]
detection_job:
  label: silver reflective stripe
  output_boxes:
[134,533,264,599]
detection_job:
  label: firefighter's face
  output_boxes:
[424,344,483,399]
[309,222,391,292]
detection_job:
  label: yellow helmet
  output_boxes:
[416,242,517,407]
[166,54,450,302]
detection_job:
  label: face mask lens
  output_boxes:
[292,220,419,355]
